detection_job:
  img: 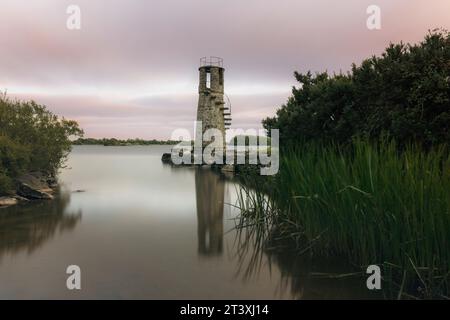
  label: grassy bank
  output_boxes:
[237,140,450,298]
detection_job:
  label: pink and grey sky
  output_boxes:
[1,0,449,139]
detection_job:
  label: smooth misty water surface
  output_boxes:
[0,145,375,299]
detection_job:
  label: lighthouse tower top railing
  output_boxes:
[200,56,223,68]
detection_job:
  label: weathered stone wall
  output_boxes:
[197,66,226,149]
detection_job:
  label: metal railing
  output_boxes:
[225,94,232,115]
[224,94,232,129]
[200,56,223,67]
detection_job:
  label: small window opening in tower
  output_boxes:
[206,72,211,89]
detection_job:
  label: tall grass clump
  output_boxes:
[237,139,450,298]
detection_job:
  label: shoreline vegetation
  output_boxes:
[236,30,450,298]
[237,141,449,299]
[0,94,83,206]
[73,135,270,147]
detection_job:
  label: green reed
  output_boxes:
[236,139,450,298]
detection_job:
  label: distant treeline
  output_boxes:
[74,136,272,147]
[72,137,180,146]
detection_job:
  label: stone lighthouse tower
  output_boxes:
[196,57,231,150]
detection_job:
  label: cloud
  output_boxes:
[0,0,449,138]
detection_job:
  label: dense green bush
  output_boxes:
[246,30,450,298]
[0,95,83,195]
[263,30,450,147]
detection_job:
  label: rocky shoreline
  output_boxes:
[0,172,57,208]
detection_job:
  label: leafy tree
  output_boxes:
[0,95,83,194]
[263,29,450,147]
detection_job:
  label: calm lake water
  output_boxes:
[0,145,376,299]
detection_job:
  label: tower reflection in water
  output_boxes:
[195,167,226,256]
